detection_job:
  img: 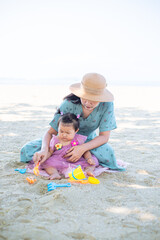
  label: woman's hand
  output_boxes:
[33,150,51,165]
[33,127,57,165]
[64,145,85,162]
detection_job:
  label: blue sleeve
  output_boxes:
[49,100,74,131]
[99,102,117,132]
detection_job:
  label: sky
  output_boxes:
[0,0,160,85]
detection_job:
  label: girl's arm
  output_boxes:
[33,127,58,164]
[64,131,110,162]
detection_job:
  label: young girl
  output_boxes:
[36,113,99,179]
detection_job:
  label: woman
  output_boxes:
[20,73,125,171]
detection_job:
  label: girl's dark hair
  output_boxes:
[58,113,79,131]
[63,93,81,104]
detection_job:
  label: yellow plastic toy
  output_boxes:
[68,165,100,184]
[88,177,100,184]
[68,165,86,180]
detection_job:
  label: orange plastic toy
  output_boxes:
[68,179,89,184]
[26,177,37,184]
[33,162,40,176]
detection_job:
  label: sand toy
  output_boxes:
[33,162,40,176]
[47,182,71,191]
[68,165,86,180]
[68,166,100,184]
[15,168,27,174]
[88,177,100,184]
[26,177,37,184]
[68,177,100,184]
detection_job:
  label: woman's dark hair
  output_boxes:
[63,93,81,104]
[55,93,81,117]
[58,113,79,131]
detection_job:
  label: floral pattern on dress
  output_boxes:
[55,143,63,150]
[71,140,79,146]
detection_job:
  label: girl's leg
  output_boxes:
[45,167,61,180]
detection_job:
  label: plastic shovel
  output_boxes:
[47,182,71,191]
[15,168,27,174]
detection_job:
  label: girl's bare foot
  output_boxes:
[45,167,61,180]
[49,172,61,180]
[86,171,95,177]
[85,166,95,177]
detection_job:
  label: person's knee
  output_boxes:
[20,139,42,162]
[20,146,28,162]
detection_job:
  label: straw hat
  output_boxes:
[69,73,114,102]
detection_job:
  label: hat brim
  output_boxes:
[69,83,114,102]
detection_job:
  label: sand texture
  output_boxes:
[0,85,160,240]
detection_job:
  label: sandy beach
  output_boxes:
[0,84,160,240]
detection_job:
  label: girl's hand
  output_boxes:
[33,150,51,165]
[87,158,95,165]
[64,145,85,162]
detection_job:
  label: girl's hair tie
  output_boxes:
[77,114,80,119]
[60,111,63,116]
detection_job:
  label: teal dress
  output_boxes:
[20,100,125,171]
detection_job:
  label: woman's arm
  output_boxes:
[33,127,58,164]
[41,127,57,151]
[65,131,110,162]
[83,131,110,151]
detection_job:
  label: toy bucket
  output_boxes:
[68,165,86,180]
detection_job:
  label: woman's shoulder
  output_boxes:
[60,99,76,108]
[99,102,114,110]
[60,99,81,113]
[99,101,113,106]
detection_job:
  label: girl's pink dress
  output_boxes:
[39,134,99,177]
